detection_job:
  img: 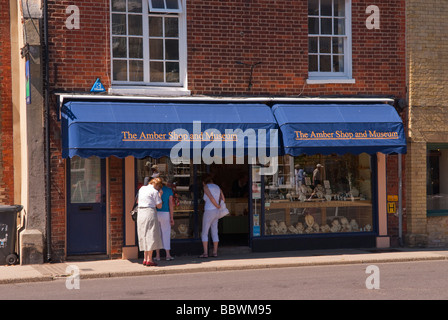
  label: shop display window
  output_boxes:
[136,157,201,239]
[263,154,373,236]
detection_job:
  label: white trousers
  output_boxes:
[201,209,219,242]
[157,211,171,250]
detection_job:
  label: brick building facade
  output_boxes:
[32,0,407,260]
[406,0,448,247]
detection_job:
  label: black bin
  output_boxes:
[0,205,23,265]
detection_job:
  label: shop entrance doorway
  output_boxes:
[208,163,250,247]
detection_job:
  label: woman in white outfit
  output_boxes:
[200,174,225,258]
[137,177,163,266]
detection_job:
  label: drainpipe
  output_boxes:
[43,0,51,262]
[398,153,403,247]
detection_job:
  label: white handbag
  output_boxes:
[218,200,229,219]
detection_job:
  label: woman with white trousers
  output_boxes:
[199,174,225,258]
[155,179,175,261]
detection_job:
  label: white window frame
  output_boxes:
[110,0,189,95]
[307,0,354,84]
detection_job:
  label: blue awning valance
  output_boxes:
[272,104,407,155]
[61,101,278,159]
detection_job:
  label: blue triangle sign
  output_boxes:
[90,78,106,92]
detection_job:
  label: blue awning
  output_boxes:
[272,104,407,155]
[61,101,278,159]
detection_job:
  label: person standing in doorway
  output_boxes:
[200,174,224,258]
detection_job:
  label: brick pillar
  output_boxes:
[405,141,428,246]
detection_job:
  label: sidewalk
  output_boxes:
[2,247,448,285]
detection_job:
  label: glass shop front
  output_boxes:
[135,152,376,253]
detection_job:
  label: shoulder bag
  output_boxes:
[130,193,138,221]
[217,191,229,219]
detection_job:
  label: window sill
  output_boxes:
[109,86,191,97]
[306,78,356,84]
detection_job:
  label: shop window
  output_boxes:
[136,157,201,239]
[307,0,353,83]
[427,145,448,215]
[111,0,186,86]
[263,154,373,236]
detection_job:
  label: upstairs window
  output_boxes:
[308,0,352,82]
[111,0,186,86]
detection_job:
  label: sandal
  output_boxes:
[212,253,218,257]
[198,253,208,258]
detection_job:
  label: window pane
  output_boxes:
[70,156,101,203]
[112,0,126,12]
[309,37,318,53]
[151,0,165,9]
[166,62,180,82]
[321,18,332,35]
[129,60,144,81]
[332,37,344,54]
[113,60,127,81]
[112,37,127,58]
[308,0,319,15]
[333,55,344,72]
[308,17,319,34]
[150,39,164,59]
[128,0,142,12]
[150,61,164,82]
[165,39,179,60]
[309,55,318,72]
[112,14,127,35]
[321,0,332,16]
[334,0,345,17]
[319,37,331,54]
[320,55,331,72]
[149,16,163,37]
[166,0,179,10]
[128,15,143,35]
[334,18,345,35]
[165,17,179,37]
[129,37,143,58]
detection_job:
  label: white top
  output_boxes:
[203,183,221,211]
[138,184,162,208]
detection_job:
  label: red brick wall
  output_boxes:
[109,157,124,259]
[0,0,14,205]
[48,0,405,98]
[48,0,111,92]
[188,0,406,98]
